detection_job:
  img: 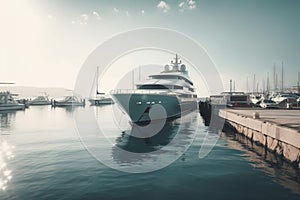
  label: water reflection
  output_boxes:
[112,120,179,163]
[221,131,300,196]
[51,106,83,114]
[0,140,14,191]
[0,111,17,133]
[111,112,198,165]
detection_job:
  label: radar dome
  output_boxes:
[180,64,186,71]
[164,65,170,71]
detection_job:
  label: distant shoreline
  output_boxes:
[0,86,71,99]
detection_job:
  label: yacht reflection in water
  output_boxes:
[111,112,198,165]
[0,111,17,133]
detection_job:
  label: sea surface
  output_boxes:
[0,105,300,200]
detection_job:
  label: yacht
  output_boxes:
[111,54,198,124]
[28,93,51,105]
[0,91,26,111]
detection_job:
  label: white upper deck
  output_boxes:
[137,54,194,88]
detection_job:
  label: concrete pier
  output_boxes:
[218,108,300,168]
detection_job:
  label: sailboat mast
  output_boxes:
[96,66,99,94]
[253,74,256,94]
[266,72,269,92]
[297,72,300,93]
[281,61,284,92]
[262,78,265,93]
[273,64,276,91]
[246,76,248,93]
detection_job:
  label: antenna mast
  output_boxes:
[246,76,249,93]
[297,72,300,93]
[253,74,256,94]
[266,72,269,93]
[281,61,284,92]
[273,63,276,91]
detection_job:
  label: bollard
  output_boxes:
[286,103,293,109]
[253,112,260,119]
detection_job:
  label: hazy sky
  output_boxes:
[1,0,299,95]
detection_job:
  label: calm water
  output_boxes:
[0,105,299,200]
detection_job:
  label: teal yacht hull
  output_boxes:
[112,93,197,123]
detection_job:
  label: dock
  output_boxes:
[200,101,300,168]
[219,108,300,167]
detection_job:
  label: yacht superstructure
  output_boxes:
[111,54,198,123]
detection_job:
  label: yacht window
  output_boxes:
[138,84,169,90]
[174,85,183,89]
[150,75,193,85]
[179,94,192,98]
[230,96,248,101]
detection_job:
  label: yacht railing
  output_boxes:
[110,89,177,96]
[110,89,198,101]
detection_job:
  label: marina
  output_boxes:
[1,0,300,199]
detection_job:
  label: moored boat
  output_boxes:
[0,91,26,111]
[271,93,298,105]
[52,96,85,107]
[28,93,51,105]
[89,66,114,106]
[89,96,114,106]
[111,54,198,124]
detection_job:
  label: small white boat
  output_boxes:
[89,95,114,106]
[259,99,278,109]
[271,93,297,105]
[250,94,263,105]
[0,91,25,111]
[52,96,85,107]
[28,93,51,105]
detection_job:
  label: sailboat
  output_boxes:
[89,66,114,106]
